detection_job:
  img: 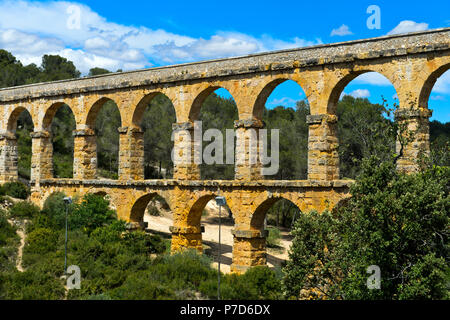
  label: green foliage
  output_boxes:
[283,158,450,300]
[95,100,121,178]
[70,194,117,234]
[25,228,59,254]
[141,94,176,179]
[0,182,30,199]
[1,271,65,300]
[263,100,310,180]
[88,68,111,76]
[0,210,18,273]
[337,95,396,179]
[9,201,40,219]
[51,105,76,178]
[266,226,282,248]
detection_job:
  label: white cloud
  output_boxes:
[387,20,429,35]
[0,0,321,74]
[353,72,392,86]
[347,89,371,98]
[267,97,297,108]
[432,71,450,94]
[430,95,446,101]
[330,24,353,37]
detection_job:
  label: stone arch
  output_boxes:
[131,92,176,129]
[187,194,218,228]
[42,102,74,131]
[327,70,399,115]
[250,196,302,231]
[85,97,122,128]
[419,62,450,109]
[130,192,172,224]
[253,77,310,121]
[7,106,33,132]
[189,85,238,122]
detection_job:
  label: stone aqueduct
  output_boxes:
[0,28,449,272]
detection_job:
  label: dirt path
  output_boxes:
[7,219,26,272]
[144,202,293,274]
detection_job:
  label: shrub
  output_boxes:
[266,226,282,248]
[283,158,450,300]
[0,211,17,246]
[70,193,117,234]
[25,228,59,254]
[242,266,283,299]
[0,182,30,199]
[9,201,40,219]
[122,231,166,255]
[1,270,65,300]
[41,192,71,229]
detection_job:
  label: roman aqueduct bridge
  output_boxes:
[0,28,448,272]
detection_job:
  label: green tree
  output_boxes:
[283,158,449,300]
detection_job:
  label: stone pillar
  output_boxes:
[73,128,97,180]
[0,132,18,183]
[307,114,340,181]
[234,118,264,181]
[395,108,432,173]
[231,229,268,274]
[118,127,144,181]
[170,226,203,253]
[172,122,200,180]
[30,130,53,182]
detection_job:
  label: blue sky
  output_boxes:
[0,0,448,121]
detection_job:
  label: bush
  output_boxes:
[266,226,282,248]
[9,201,40,219]
[0,211,17,246]
[242,266,283,299]
[0,182,30,199]
[41,192,71,229]
[25,228,59,254]
[70,193,117,234]
[1,270,65,300]
[283,158,450,300]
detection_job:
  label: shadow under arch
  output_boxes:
[419,62,450,108]
[253,78,309,120]
[327,70,399,114]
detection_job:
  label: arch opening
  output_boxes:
[260,79,309,180]
[130,193,171,233]
[46,104,76,178]
[7,108,34,181]
[425,66,450,167]
[195,88,239,180]
[251,197,302,268]
[89,98,122,180]
[188,194,234,272]
[134,93,177,179]
[330,71,399,179]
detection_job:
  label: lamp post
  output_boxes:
[63,197,72,275]
[215,196,227,300]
